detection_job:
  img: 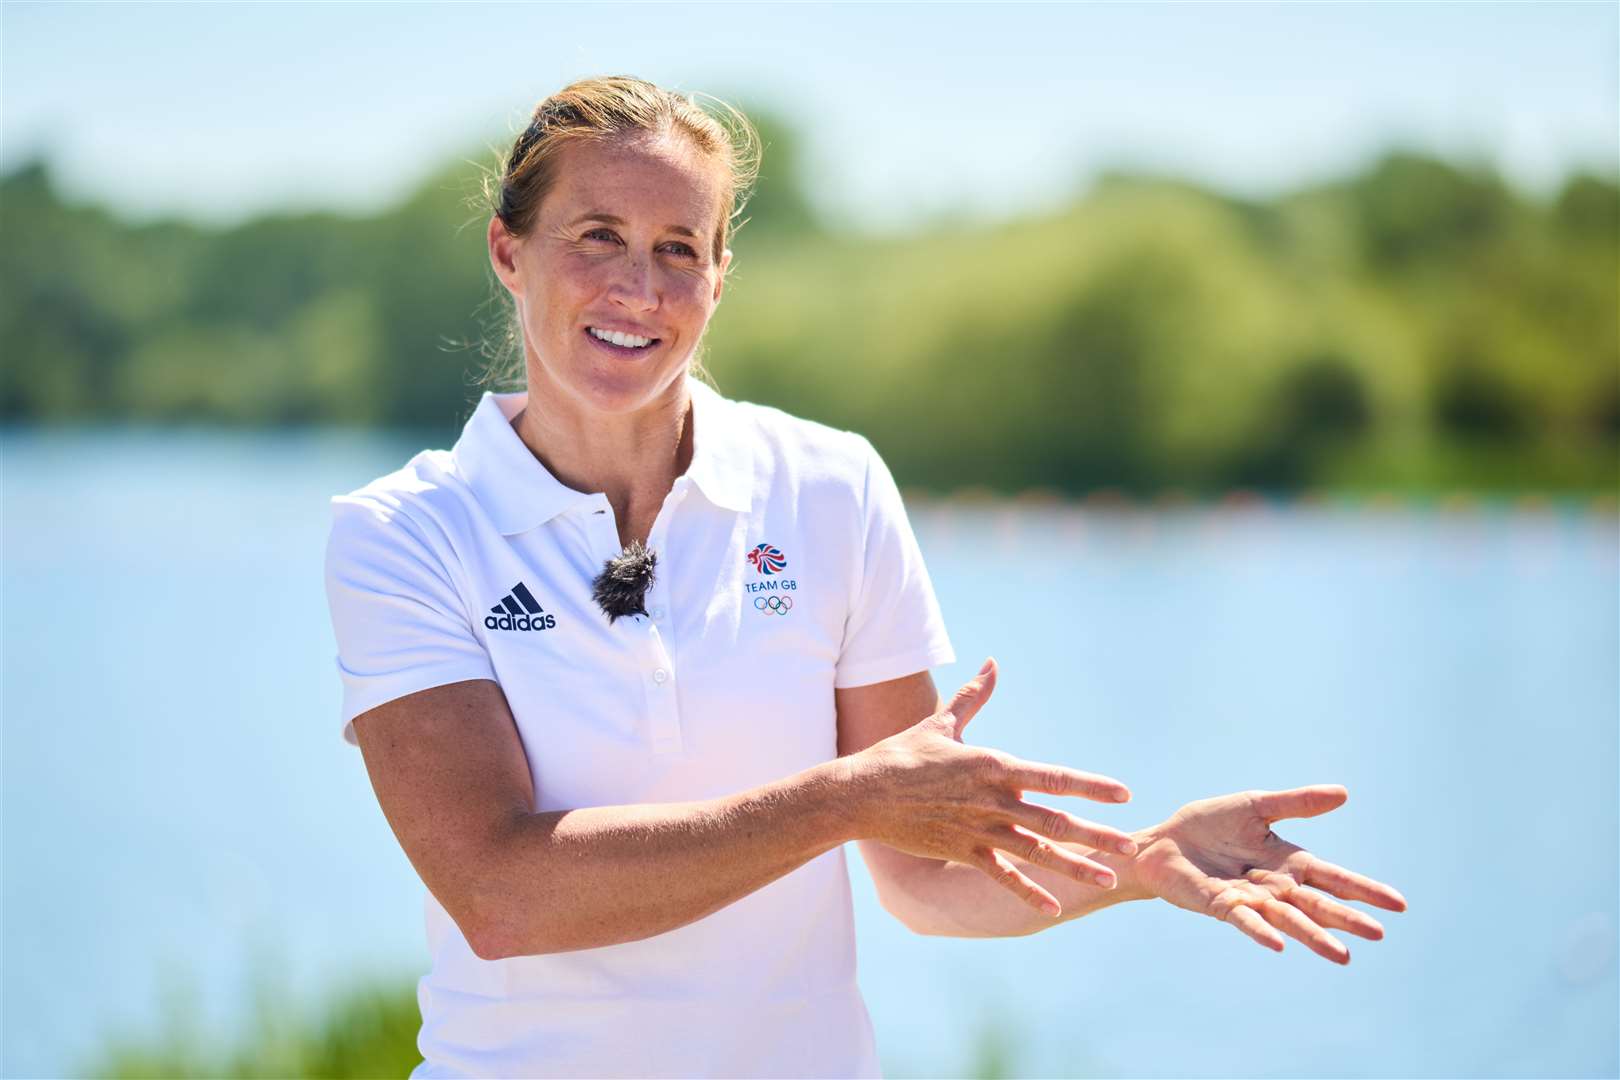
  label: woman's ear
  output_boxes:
[713,248,732,305]
[488,216,523,296]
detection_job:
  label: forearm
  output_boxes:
[472,757,856,959]
[896,827,1155,938]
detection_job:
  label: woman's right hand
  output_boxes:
[848,657,1138,916]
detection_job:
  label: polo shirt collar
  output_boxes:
[452,375,754,536]
[684,376,755,514]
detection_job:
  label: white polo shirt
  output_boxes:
[323,375,955,1078]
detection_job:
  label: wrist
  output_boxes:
[1060,825,1155,913]
[1111,825,1160,905]
[819,753,872,843]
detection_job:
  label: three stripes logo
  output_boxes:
[485,581,557,632]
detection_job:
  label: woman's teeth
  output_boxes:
[588,327,655,348]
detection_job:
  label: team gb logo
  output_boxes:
[746,543,787,575]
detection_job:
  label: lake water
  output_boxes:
[3,428,1616,1079]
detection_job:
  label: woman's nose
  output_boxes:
[606,258,658,311]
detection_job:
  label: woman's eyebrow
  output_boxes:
[568,211,698,238]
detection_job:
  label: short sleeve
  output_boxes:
[833,437,956,689]
[324,494,496,747]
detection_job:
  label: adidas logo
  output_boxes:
[485,581,557,632]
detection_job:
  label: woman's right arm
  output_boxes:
[355,668,1133,962]
[354,677,858,961]
[329,498,893,960]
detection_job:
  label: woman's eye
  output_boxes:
[579,229,695,259]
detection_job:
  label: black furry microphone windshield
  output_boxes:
[591,539,657,623]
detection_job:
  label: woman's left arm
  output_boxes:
[841,673,1409,956]
[839,670,1151,939]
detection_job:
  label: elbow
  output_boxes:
[466,903,553,962]
[473,912,641,960]
[468,929,505,963]
[466,909,514,962]
[464,888,589,961]
[452,831,548,962]
[452,896,517,962]
[462,880,568,961]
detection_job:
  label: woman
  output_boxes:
[324,76,1406,1078]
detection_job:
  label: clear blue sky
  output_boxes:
[3,2,1614,232]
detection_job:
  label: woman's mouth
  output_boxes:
[584,326,661,356]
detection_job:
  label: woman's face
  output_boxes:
[489,130,731,418]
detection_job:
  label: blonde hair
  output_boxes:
[475,75,761,389]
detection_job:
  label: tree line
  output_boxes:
[2,126,1614,495]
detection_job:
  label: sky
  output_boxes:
[2,2,1615,233]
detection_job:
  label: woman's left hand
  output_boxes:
[1131,785,1407,964]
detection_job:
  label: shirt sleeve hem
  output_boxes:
[340,662,499,746]
[832,641,957,690]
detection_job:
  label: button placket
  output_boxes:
[636,480,687,753]
[638,621,681,754]
[589,497,618,556]
[644,481,686,630]
[587,483,687,754]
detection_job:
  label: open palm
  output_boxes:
[1133,785,1407,964]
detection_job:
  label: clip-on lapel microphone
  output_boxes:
[591,539,657,624]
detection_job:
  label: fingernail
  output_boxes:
[1114,789,1130,802]
[1042,899,1060,917]
[1095,872,1114,887]
[978,658,994,675]
[1117,838,1137,855]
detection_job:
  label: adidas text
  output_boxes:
[486,582,555,632]
[485,612,557,632]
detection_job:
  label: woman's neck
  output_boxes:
[509,365,694,548]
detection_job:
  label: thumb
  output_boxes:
[1251,784,1349,824]
[942,657,997,739]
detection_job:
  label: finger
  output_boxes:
[943,658,998,738]
[995,825,1119,888]
[1256,897,1350,964]
[1301,856,1409,912]
[1286,885,1386,941]
[1224,904,1286,952]
[1250,785,1348,823]
[971,846,1062,917]
[1203,883,1284,951]
[996,753,1131,804]
[1000,798,1138,855]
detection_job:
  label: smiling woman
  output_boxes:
[491,131,729,423]
[323,74,1407,1080]
[478,76,757,400]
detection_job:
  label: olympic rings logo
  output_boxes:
[754,595,793,615]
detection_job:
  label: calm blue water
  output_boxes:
[3,428,1616,1079]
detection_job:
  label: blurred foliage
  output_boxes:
[2,123,1615,494]
[81,958,424,1079]
[81,966,1042,1080]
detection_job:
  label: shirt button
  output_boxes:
[652,668,669,685]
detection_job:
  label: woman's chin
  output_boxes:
[541,356,687,416]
